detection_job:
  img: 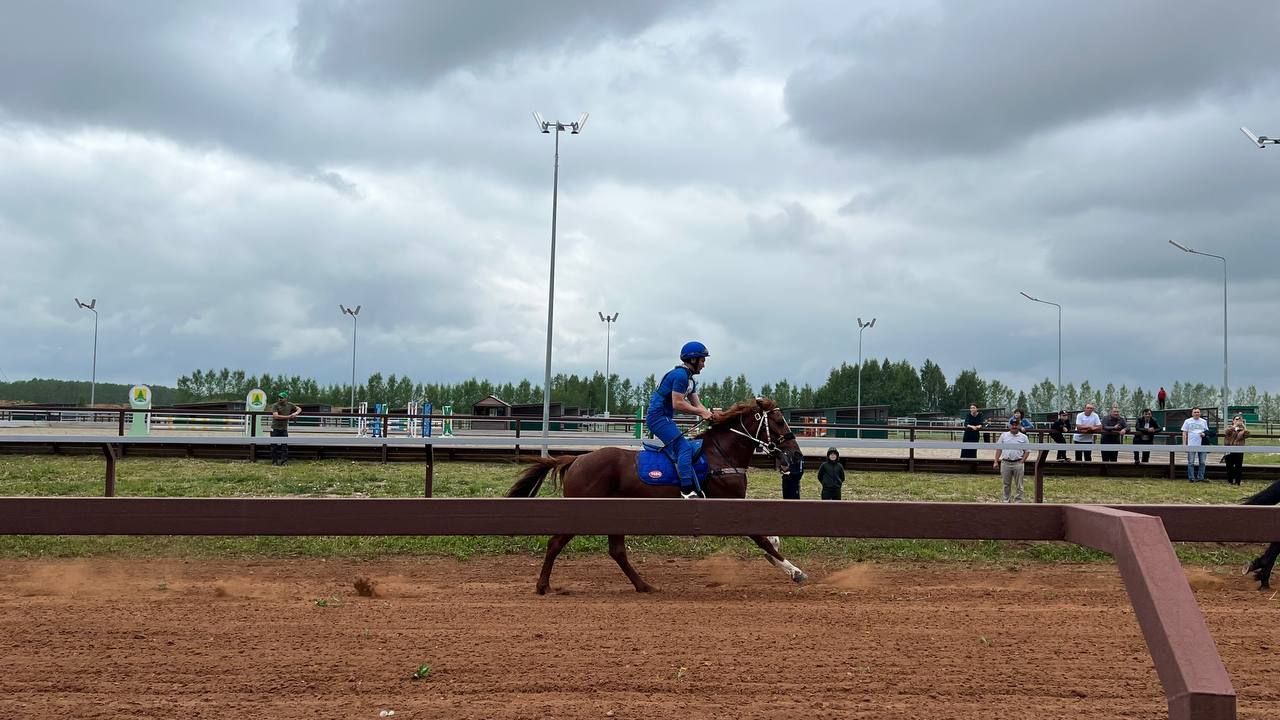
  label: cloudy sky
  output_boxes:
[3,0,1279,397]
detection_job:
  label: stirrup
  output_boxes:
[680,488,705,499]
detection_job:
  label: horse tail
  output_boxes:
[1242,478,1280,506]
[505,455,577,498]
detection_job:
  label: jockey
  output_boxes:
[646,341,714,499]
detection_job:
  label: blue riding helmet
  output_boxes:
[680,341,709,361]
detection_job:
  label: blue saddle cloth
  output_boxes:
[636,438,708,486]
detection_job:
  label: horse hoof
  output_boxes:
[635,584,656,593]
[792,571,809,584]
[536,584,549,595]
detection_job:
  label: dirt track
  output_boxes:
[0,556,1276,720]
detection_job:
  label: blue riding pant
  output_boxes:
[648,415,697,491]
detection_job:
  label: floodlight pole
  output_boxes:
[534,112,588,456]
[599,312,618,417]
[856,317,876,439]
[74,298,98,406]
[1168,241,1228,426]
[340,305,361,420]
[1019,292,1062,410]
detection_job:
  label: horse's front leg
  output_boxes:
[749,534,808,583]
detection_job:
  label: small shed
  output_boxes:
[783,405,890,439]
[511,401,564,432]
[471,395,512,431]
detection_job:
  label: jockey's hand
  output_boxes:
[704,409,719,423]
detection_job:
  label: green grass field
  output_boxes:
[0,455,1272,565]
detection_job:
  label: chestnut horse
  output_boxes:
[1243,479,1280,590]
[505,397,807,594]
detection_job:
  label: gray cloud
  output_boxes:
[784,1,1280,157]
[292,0,690,90]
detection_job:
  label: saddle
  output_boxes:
[636,438,709,487]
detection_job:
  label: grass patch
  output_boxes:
[0,455,1271,564]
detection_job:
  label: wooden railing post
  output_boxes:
[908,427,916,472]
[102,443,117,497]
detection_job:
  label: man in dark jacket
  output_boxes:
[780,453,804,499]
[817,448,845,500]
[1132,408,1160,464]
[1049,410,1072,462]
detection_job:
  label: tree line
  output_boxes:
[4,363,1276,421]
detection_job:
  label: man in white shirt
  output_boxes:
[1181,407,1210,482]
[993,417,1029,503]
[1073,403,1102,462]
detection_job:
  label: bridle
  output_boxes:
[695,404,798,480]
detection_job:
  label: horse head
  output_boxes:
[708,397,802,473]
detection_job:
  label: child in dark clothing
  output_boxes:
[818,448,845,500]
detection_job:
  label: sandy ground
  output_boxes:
[0,556,1276,720]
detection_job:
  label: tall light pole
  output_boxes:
[339,304,361,418]
[856,317,876,439]
[533,111,589,456]
[1240,127,1279,148]
[598,311,618,417]
[1019,292,1062,410]
[1168,240,1228,426]
[74,298,98,406]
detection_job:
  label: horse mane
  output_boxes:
[709,397,778,426]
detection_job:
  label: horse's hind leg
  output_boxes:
[749,535,808,583]
[536,534,575,595]
[608,535,655,593]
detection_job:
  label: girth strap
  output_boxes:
[708,467,750,477]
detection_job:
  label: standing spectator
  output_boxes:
[1049,409,1072,462]
[1157,386,1167,410]
[781,453,805,499]
[993,417,1029,503]
[1223,415,1250,486]
[270,391,302,467]
[961,404,983,459]
[1100,406,1128,462]
[1132,408,1160,464]
[817,448,845,501]
[1180,407,1209,482]
[1073,403,1102,461]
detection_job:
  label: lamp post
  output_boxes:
[1240,127,1280,148]
[533,111,589,456]
[856,317,876,439]
[339,304,361,422]
[1168,240,1228,426]
[598,311,618,417]
[1019,292,1062,410]
[74,298,98,406]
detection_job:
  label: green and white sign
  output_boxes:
[245,388,268,436]
[128,385,152,436]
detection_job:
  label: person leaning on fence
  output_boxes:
[1100,406,1127,462]
[1180,407,1209,482]
[817,447,845,501]
[1223,414,1250,486]
[961,404,983,459]
[1049,410,1072,462]
[993,417,1029,503]
[1132,408,1160,464]
[269,391,302,467]
[1073,403,1101,462]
